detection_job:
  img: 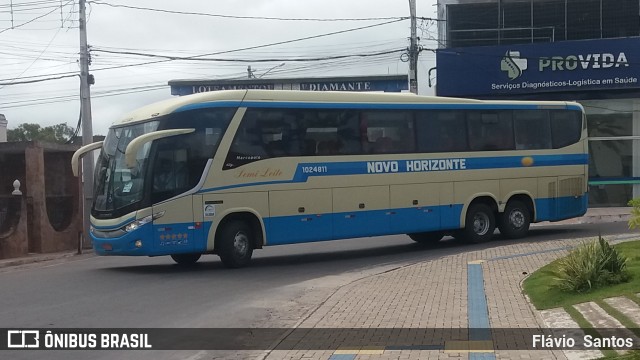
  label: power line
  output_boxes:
[87,19,407,69]
[88,1,409,22]
[0,73,77,86]
[0,1,63,9]
[0,84,169,108]
[0,26,63,90]
[0,0,73,34]
[91,48,404,63]
[0,18,406,86]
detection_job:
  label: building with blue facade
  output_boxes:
[436,0,640,207]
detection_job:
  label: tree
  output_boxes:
[7,123,76,144]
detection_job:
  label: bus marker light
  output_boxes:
[521,157,534,167]
[102,243,112,251]
[134,240,142,248]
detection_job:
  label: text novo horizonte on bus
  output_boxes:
[367,159,467,174]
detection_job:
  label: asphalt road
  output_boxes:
[0,221,634,360]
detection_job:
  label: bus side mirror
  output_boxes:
[71,141,104,177]
[124,128,195,169]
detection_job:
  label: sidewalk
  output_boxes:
[258,208,637,360]
[534,206,631,226]
[0,248,93,269]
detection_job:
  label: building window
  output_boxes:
[501,0,533,44]
[583,99,639,207]
[448,3,499,47]
[567,0,601,40]
[444,0,640,47]
[602,0,640,38]
[533,0,566,42]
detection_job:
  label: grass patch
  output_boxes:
[564,305,617,358]
[523,240,640,310]
[627,294,640,307]
[599,350,640,359]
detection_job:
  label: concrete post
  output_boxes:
[0,114,7,142]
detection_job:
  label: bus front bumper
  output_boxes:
[90,221,154,256]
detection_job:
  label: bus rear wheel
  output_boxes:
[218,220,254,268]
[462,203,496,243]
[498,200,531,239]
[409,231,444,244]
[171,253,201,266]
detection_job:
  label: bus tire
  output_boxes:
[462,203,495,243]
[171,253,201,266]
[498,200,531,239]
[408,231,443,244]
[218,220,254,268]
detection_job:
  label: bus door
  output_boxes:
[150,148,198,254]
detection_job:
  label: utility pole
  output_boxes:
[79,0,94,248]
[408,0,419,94]
[247,65,254,78]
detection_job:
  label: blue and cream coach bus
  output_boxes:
[72,90,588,267]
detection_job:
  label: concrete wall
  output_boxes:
[0,142,81,258]
[25,144,81,253]
[0,196,29,259]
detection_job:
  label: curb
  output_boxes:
[0,250,95,269]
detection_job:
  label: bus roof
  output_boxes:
[113,89,584,127]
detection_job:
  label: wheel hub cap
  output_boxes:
[510,210,525,228]
[473,213,490,235]
[233,232,249,255]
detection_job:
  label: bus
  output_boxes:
[72,90,588,268]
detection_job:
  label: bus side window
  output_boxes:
[416,110,468,153]
[151,148,189,202]
[361,110,415,154]
[551,110,582,148]
[317,140,340,155]
[467,111,514,151]
[514,110,552,150]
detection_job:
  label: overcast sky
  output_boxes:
[0,0,438,136]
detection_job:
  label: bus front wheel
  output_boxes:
[498,200,531,239]
[409,231,444,244]
[462,203,496,243]
[218,220,254,268]
[171,253,201,266]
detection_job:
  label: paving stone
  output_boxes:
[573,302,639,355]
[604,297,640,327]
[539,308,603,360]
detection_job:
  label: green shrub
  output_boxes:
[629,198,640,230]
[554,237,630,293]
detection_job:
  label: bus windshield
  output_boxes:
[92,107,236,218]
[93,121,160,214]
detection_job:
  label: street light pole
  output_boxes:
[259,63,285,78]
[79,0,94,248]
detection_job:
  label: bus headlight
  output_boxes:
[123,211,165,233]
